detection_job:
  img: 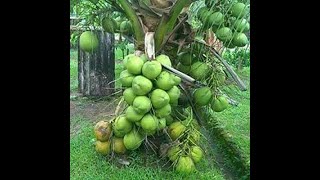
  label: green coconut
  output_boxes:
[190,62,210,80]
[165,115,174,126]
[193,87,213,106]
[175,156,195,174]
[123,88,136,105]
[207,11,224,26]
[95,140,111,155]
[119,70,135,87]
[102,17,117,33]
[234,19,250,32]
[212,96,229,112]
[197,7,208,19]
[177,63,191,74]
[232,32,249,47]
[156,71,175,90]
[216,27,233,42]
[201,10,212,24]
[168,121,186,140]
[114,16,122,31]
[112,137,127,154]
[167,145,181,161]
[125,106,145,122]
[167,86,181,104]
[171,75,181,86]
[79,31,99,52]
[126,55,144,75]
[178,52,193,66]
[155,104,172,118]
[132,76,153,95]
[113,115,133,137]
[157,118,166,130]
[150,89,170,109]
[123,54,135,69]
[113,128,123,138]
[190,146,203,163]
[142,61,162,80]
[140,114,159,135]
[120,20,132,34]
[132,96,152,114]
[123,129,144,150]
[156,54,172,67]
[231,2,249,18]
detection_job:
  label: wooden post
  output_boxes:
[78,30,115,96]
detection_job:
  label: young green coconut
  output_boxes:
[123,128,144,150]
[113,115,133,137]
[150,89,170,109]
[140,114,159,136]
[119,70,135,87]
[132,96,152,114]
[193,87,213,106]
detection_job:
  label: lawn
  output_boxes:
[214,67,250,161]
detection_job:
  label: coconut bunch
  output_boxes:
[168,46,229,113]
[93,54,181,151]
[102,15,133,35]
[197,1,250,48]
[164,104,206,174]
[93,53,217,173]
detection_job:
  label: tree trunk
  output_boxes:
[78,30,115,96]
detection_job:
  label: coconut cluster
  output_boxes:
[119,54,182,138]
[197,2,250,48]
[94,54,184,154]
[93,52,229,174]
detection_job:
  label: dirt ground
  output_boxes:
[70,92,126,137]
[70,93,123,120]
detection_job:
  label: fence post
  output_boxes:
[78,30,115,96]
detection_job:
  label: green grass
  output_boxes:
[214,86,250,160]
[70,115,227,180]
[203,67,250,178]
[215,67,250,159]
